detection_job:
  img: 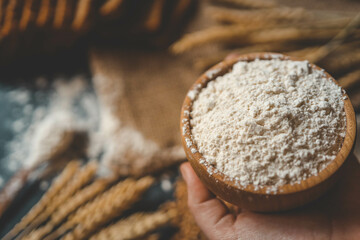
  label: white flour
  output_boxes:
[1,73,185,189]
[191,59,346,192]
[3,76,100,175]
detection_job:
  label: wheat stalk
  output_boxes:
[170,24,265,54]
[171,0,193,23]
[1,0,17,37]
[194,42,303,70]
[243,28,342,45]
[286,46,320,58]
[306,12,360,63]
[211,0,277,9]
[211,7,352,30]
[171,25,342,54]
[0,0,3,21]
[287,41,360,62]
[19,0,33,30]
[36,0,50,27]
[49,176,155,240]
[339,69,360,89]
[100,0,124,16]
[3,161,80,240]
[295,17,352,30]
[89,207,178,240]
[322,49,360,73]
[18,161,98,238]
[22,225,53,240]
[210,7,309,25]
[143,0,166,32]
[23,177,112,240]
[72,0,92,30]
[53,0,67,28]
[149,0,195,47]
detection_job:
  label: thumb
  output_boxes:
[180,162,235,238]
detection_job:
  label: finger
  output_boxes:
[180,162,213,203]
[180,163,235,234]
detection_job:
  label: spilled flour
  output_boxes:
[1,73,185,189]
[4,76,99,174]
[190,59,346,192]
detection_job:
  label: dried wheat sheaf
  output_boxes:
[51,176,155,240]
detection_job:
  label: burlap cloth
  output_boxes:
[90,48,199,148]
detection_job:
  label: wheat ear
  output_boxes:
[49,176,154,240]
[3,161,80,240]
[89,207,178,240]
[19,161,98,238]
[23,177,112,240]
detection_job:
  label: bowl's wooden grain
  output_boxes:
[180,52,356,212]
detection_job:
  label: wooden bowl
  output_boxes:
[180,52,356,212]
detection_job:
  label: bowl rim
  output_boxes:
[180,52,356,195]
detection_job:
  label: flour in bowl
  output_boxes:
[190,59,346,192]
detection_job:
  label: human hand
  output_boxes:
[180,155,360,240]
